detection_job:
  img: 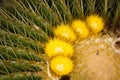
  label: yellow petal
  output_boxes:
[71,20,89,39]
[54,24,77,42]
[86,15,104,33]
[45,38,74,58]
[50,56,74,76]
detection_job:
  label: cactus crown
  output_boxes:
[0,0,120,80]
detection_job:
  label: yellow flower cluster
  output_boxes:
[44,14,104,76]
[45,38,74,58]
[54,24,77,42]
[45,38,74,76]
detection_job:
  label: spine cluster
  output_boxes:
[44,14,104,76]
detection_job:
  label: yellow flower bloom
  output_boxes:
[54,24,77,42]
[71,20,89,39]
[45,38,74,58]
[50,56,74,76]
[86,15,104,34]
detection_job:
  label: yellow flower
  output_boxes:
[50,56,74,76]
[54,24,77,42]
[71,20,89,39]
[86,15,104,34]
[45,38,74,58]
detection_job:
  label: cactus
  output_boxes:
[0,0,120,80]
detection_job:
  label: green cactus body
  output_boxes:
[0,0,120,80]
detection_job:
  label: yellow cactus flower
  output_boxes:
[50,56,74,76]
[71,20,89,39]
[45,38,74,58]
[54,24,77,42]
[86,15,104,34]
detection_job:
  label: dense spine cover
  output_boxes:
[0,0,120,80]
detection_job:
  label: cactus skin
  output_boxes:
[71,35,120,80]
[0,0,120,80]
[0,0,52,79]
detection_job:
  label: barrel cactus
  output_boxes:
[0,0,120,80]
